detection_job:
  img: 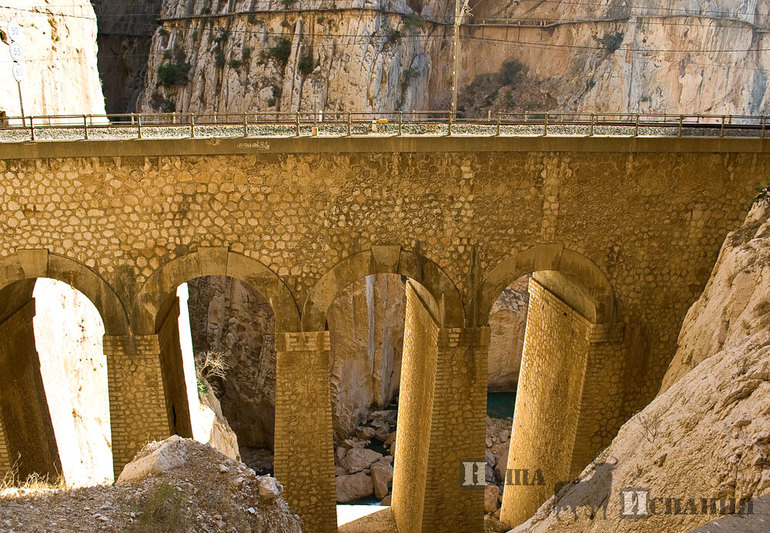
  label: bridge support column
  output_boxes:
[500,279,624,527]
[104,334,171,477]
[422,326,489,532]
[393,281,489,533]
[274,330,336,533]
[0,294,61,479]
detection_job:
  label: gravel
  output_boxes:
[0,121,764,142]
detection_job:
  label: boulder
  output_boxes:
[257,476,282,501]
[371,459,394,500]
[485,485,501,513]
[355,426,376,440]
[341,448,383,474]
[381,494,392,506]
[117,436,189,483]
[336,471,374,503]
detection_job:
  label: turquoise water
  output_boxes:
[487,391,516,419]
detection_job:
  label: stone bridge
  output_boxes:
[0,135,764,531]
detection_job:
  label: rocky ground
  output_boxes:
[0,437,301,533]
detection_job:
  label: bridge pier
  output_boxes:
[0,284,61,479]
[274,330,337,533]
[499,278,624,527]
[104,334,171,477]
[393,281,489,533]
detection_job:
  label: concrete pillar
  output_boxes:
[500,279,593,527]
[392,282,440,533]
[274,331,336,533]
[0,297,61,479]
[157,297,193,438]
[422,326,489,532]
[104,334,171,477]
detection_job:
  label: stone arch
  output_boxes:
[0,249,130,336]
[301,246,465,330]
[131,247,300,335]
[469,243,617,327]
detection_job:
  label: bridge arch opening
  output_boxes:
[0,277,113,487]
[134,249,297,475]
[472,245,623,528]
[302,247,466,531]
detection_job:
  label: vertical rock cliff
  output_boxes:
[0,1,105,117]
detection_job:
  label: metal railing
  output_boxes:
[0,111,767,142]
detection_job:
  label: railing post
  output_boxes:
[398,111,403,136]
[762,116,766,139]
[296,112,301,137]
[720,115,725,138]
[29,115,35,141]
[447,111,452,136]
[243,112,249,137]
[347,112,351,136]
[543,112,548,136]
[634,114,640,136]
[190,113,196,138]
[589,113,595,136]
[496,113,501,136]
[83,114,89,140]
[678,115,683,137]
[137,114,143,139]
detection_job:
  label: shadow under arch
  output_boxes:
[0,249,130,336]
[301,246,465,331]
[131,247,300,335]
[469,243,618,327]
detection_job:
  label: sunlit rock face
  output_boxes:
[487,277,530,392]
[135,0,770,115]
[328,274,406,442]
[0,1,106,119]
[33,279,112,486]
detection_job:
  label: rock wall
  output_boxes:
[32,279,113,486]
[487,277,529,392]
[133,0,770,115]
[0,1,105,118]
[185,276,277,456]
[458,0,770,116]
[91,0,162,114]
[328,274,406,442]
[511,201,770,532]
[139,0,449,113]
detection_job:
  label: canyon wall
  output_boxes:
[0,1,105,118]
[91,0,163,114]
[132,0,770,115]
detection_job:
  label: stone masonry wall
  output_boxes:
[500,279,592,527]
[0,419,9,475]
[0,140,764,474]
[103,335,170,476]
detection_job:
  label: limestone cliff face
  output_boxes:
[328,274,406,442]
[660,201,770,392]
[139,0,447,113]
[186,276,277,454]
[135,0,770,115]
[91,0,162,114]
[33,279,113,486]
[0,1,105,117]
[513,202,770,532]
[458,0,770,115]
[487,277,529,392]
